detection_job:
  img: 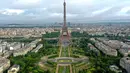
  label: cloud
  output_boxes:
[92,7,112,16]
[69,0,94,6]
[49,12,78,18]
[67,13,78,17]
[116,6,130,16]
[0,0,130,23]
[12,0,42,9]
[0,9,24,15]
[13,0,41,5]
[50,13,62,17]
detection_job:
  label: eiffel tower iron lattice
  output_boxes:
[59,0,70,46]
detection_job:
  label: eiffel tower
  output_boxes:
[60,0,70,46]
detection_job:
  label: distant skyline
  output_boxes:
[0,0,130,24]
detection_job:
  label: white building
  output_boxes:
[120,57,130,73]
[119,42,130,56]
[119,48,130,56]
[13,39,41,57]
[121,42,130,48]
[9,42,23,51]
[31,44,43,53]
[88,43,100,55]
[0,57,10,73]
[97,38,122,49]
[109,65,122,73]
[95,40,117,56]
[8,65,20,73]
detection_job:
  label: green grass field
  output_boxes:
[58,59,72,63]
[58,66,70,73]
[61,47,69,57]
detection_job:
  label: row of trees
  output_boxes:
[42,32,60,38]
[71,31,130,41]
[10,39,59,73]
[73,38,122,73]
[10,53,46,73]
[126,36,130,39]
[128,55,130,57]
[71,32,88,38]
[0,37,35,42]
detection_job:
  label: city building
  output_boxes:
[0,56,10,73]
[13,39,41,57]
[88,43,100,56]
[109,65,122,73]
[8,42,23,51]
[31,44,43,53]
[119,42,130,56]
[96,38,121,49]
[120,57,130,73]
[119,48,130,56]
[94,39,117,56]
[8,65,20,73]
[0,28,55,38]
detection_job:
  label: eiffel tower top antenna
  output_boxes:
[63,0,66,27]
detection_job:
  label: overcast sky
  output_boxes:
[0,0,130,24]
